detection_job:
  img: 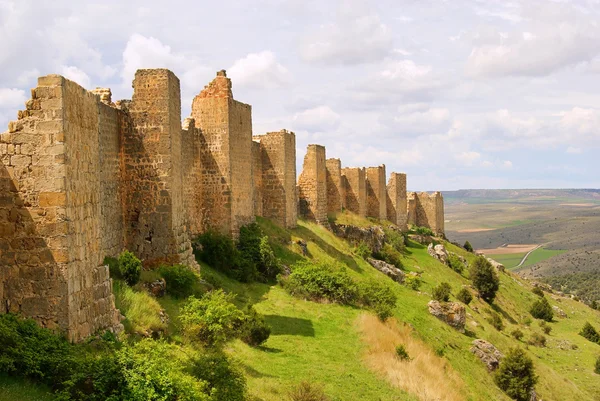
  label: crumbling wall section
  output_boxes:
[386,172,407,230]
[413,192,445,235]
[253,130,297,228]
[181,118,205,236]
[326,158,343,214]
[341,167,366,217]
[251,140,263,217]
[125,69,194,267]
[407,192,416,226]
[365,165,386,220]
[298,144,327,223]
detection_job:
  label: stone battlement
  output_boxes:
[0,69,444,340]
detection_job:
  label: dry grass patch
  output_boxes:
[357,313,465,401]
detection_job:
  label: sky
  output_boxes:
[1,0,599,191]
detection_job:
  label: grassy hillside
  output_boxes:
[3,212,600,401]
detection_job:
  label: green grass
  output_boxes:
[487,253,527,269]
[521,248,567,267]
[0,375,53,401]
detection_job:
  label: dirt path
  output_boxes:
[516,245,543,268]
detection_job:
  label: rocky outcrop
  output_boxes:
[470,339,503,371]
[331,223,386,253]
[427,243,449,265]
[367,258,405,283]
[427,300,466,332]
[408,234,435,245]
[146,278,167,297]
[553,305,567,318]
[487,257,505,272]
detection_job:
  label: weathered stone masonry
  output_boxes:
[0,68,445,340]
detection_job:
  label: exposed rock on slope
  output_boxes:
[427,300,466,332]
[367,258,405,283]
[470,339,503,371]
[428,243,449,265]
[331,223,386,253]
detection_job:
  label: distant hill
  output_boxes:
[443,189,600,204]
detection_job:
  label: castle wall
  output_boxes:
[386,172,407,230]
[413,192,445,235]
[253,130,297,228]
[326,158,343,214]
[341,167,366,217]
[125,69,194,267]
[407,192,416,226]
[191,71,254,236]
[298,144,327,223]
[181,118,205,235]
[251,140,263,217]
[366,165,386,220]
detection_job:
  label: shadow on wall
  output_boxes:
[263,314,315,337]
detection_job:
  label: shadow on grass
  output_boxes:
[241,364,277,379]
[293,225,363,273]
[491,303,518,325]
[264,314,315,337]
[257,345,283,353]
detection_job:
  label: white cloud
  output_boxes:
[380,104,452,136]
[292,105,340,132]
[228,51,291,89]
[455,151,481,166]
[502,160,513,169]
[566,146,583,154]
[300,3,392,65]
[0,88,26,108]
[61,66,91,89]
[122,34,185,86]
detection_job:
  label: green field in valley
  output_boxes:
[488,248,567,270]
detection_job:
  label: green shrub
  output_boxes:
[579,322,600,344]
[159,264,199,298]
[529,297,553,322]
[448,253,464,274]
[595,356,600,374]
[383,227,406,253]
[354,241,372,259]
[464,241,473,253]
[528,333,546,347]
[395,345,410,361]
[456,288,473,305]
[488,312,504,331]
[404,274,421,291]
[180,290,244,346]
[511,329,524,341]
[539,321,552,335]
[469,256,500,302]
[117,339,209,401]
[238,223,280,281]
[432,282,452,302]
[523,317,532,326]
[195,230,256,282]
[104,256,120,279]
[414,226,434,236]
[374,243,403,269]
[191,351,247,401]
[357,280,398,321]
[288,381,330,401]
[494,348,537,401]
[283,261,359,305]
[118,250,142,286]
[591,300,598,310]
[239,307,271,347]
[531,287,544,297]
[113,280,167,335]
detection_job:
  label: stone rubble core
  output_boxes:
[0,68,444,340]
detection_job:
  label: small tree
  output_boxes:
[464,241,474,253]
[531,287,544,297]
[456,288,473,305]
[469,256,500,302]
[529,297,553,322]
[591,300,598,310]
[580,322,600,344]
[447,254,464,274]
[432,282,452,302]
[511,329,524,341]
[118,250,142,286]
[595,356,600,374]
[494,348,537,401]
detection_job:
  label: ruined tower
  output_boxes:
[191,70,254,237]
[365,165,386,220]
[326,158,343,214]
[341,167,366,217]
[386,172,408,230]
[298,144,328,224]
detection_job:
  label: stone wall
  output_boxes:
[341,167,366,217]
[407,192,416,226]
[251,141,263,217]
[298,144,327,223]
[181,118,206,235]
[191,70,255,237]
[326,158,343,214]
[365,165,386,220]
[253,130,297,228]
[412,192,445,234]
[386,172,407,230]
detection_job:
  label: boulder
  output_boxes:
[427,243,449,265]
[427,300,466,332]
[367,258,405,283]
[486,257,505,272]
[331,223,386,253]
[146,278,166,297]
[552,305,567,318]
[470,339,503,371]
[408,234,435,245]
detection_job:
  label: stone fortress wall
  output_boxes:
[0,68,444,340]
